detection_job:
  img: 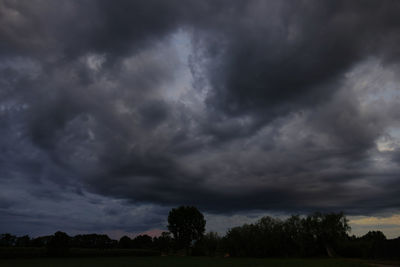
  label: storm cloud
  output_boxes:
[1,0,400,236]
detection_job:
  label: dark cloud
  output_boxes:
[193,0,400,117]
[1,0,400,235]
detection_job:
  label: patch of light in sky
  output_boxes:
[162,29,193,101]
[349,214,400,239]
[85,53,106,72]
[345,58,400,153]
[347,58,400,103]
[376,127,400,152]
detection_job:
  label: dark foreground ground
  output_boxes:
[0,256,391,267]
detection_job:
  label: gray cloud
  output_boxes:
[1,0,400,236]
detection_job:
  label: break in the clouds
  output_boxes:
[1,0,400,237]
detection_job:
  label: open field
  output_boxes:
[0,256,375,267]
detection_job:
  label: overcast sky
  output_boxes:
[1,0,400,239]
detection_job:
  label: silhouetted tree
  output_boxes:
[305,212,350,257]
[132,234,153,249]
[119,235,132,249]
[153,232,173,254]
[223,212,350,258]
[193,231,221,256]
[2,211,399,259]
[203,232,221,256]
[15,235,31,247]
[167,206,206,254]
[361,230,386,242]
[223,216,286,257]
[47,231,71,256]
[73,234,114,248]
[384,236,400,259]
[282,215,304,256]
[360,231,387,258]
[0,234,16,247]
[31,235,52,247]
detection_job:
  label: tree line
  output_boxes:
[1,206,399,259]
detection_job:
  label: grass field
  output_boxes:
[0,256,372,267]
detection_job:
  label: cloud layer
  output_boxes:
[1,0,400,236]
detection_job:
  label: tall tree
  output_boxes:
[153,232,173,254]
[47,231,71,256]
[167,206,206,254]
[305,212,350,257]
[118,236,132,249]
